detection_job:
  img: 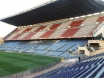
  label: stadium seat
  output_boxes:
[17,33,29,40]
[42,24,53,31]
[46,55,104,78]
[97,16,104,23]
[23,32,36,40]
[58,21,72,29]
[34,26,46,32]
[70,20,84,28]
[82,16,98,26]
[30,31,46,39]
[39,30,55,39]
[6,34,17,40]
[29,27,40,32]
[21,28,32,33]
[49,29,67,38]
[73,25,97,37]
[61,28,79,38]
[11,34,23,40]
[50,24,60,30]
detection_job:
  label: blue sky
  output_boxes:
[0,0,50,38]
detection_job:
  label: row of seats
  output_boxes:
[5,15,104,40]
[48,58,104,78]
[35,53,104,78]
[0,39,87,58]
[82,52,104,61]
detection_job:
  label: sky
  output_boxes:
[0,0,51,38]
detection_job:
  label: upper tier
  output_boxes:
[4,15,104,40]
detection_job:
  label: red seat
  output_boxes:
[97,16,104,23]
[34,26,46,32]
[14,28,21,33]
[23,33,36,40]
[21,28,32,33]
[70,20,84,28]
[12,34,23,40]
[50,24,60,30]
[40,30,55,39]
[61,28,79,38]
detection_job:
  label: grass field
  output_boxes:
[0,51,60,77]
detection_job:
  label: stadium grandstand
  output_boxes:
[0,0,104,78]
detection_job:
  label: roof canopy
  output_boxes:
[1,0,104,26]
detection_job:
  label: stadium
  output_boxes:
[0,0,104,78]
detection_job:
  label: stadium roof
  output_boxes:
[1,0,104,26]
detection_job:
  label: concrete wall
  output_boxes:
[90,48,104,56]
[78,40,104,56]
[99,40,104,48]
[78,45,90,56]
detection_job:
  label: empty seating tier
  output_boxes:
[46,55,104,78]
[4,15,104,40]
[0,39,87,58]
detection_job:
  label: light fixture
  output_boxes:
[101,11,104,14]
[75,16,79,19]
[87,14,92,17]
[69,17,74,20]
[93,12,100,15]
[80,15,86,18]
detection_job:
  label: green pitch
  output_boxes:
[0,51,60,77]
